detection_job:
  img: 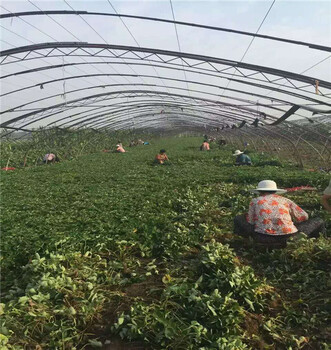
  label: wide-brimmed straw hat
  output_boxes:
[233,150,244,156]
[251,180,287,194]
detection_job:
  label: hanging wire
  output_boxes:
[0,5,58,40]
[1,2,329,132]
[0,4,81,89]
[169,0,191,96]
[107,0,139,47]
[258,54,331,103]
[219,0,276,98]
[0,40,25,89]
[63,0,151,89]
[107,0,172,94]
[301,55,331,75]
[2,4,112,91]
[0,25,78,90]
[62,56,67,103]
[27,0,118,86]
[0,24,35,44]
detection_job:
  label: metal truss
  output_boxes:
[0,90,268,136]
[2,43,330,94]
[1,10,330,164]
[1,11,329,52]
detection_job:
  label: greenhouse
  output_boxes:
[1,1,330,349]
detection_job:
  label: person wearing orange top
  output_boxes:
[116,144,126,153]
[200,140,210,151]
[234,180,325,247]
[155,149,169,165]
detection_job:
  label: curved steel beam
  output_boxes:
[1,83,291,129]
[0,59,228,81]
[1,73,327,129]
[2,50,327,101]
[48,98,228,127]
[2,59,322,102]
[55,97,276,133]
[88,112,247,131]
[59,102,258,128]
[0,11,329,52]
[3,89,269,134]
[1,43,330,90]
[0,76,290,117]
[75,104,259,130]
[2,88,328,144]
[16,97,260,133]
[97,112,223,131]
[2,72,327,110]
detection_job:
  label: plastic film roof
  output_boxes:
[0,1,330,141]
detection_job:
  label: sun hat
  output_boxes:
[251,180,287,194]
[233,150,244,156]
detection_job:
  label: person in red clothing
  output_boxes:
[115,144,126,153]
[154,149,169,165]
[234,180,325,247]
[200,140,210,151]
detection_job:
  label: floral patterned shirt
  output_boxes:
[247,194,308,235]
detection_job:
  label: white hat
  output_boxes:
[233,150,244,156]
[251,180,287,194]
[116,144,120,147]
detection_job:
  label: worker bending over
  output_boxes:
[234,180,325,247]
[233,150,252,166]
[155,149,169,165]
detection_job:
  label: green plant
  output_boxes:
[1,134,330,349]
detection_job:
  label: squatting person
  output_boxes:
[116,144,126,153]
[200,140,210,151]
[234,180,325,247]
[154,149,169,165]
[43,153,59,164]
[233,150,252,166]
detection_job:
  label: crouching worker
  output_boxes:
[154,149,169,165]
[234,180,325,248]
[116,144,126,153]
[43,153,59,164]
[233,150,252,166]
[200,140,210,151]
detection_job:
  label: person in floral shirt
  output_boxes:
[234,180,325,247]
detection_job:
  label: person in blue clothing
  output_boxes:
[233,150,252,166]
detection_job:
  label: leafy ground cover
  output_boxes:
[0,128,133,168]
[1,135,330,349]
